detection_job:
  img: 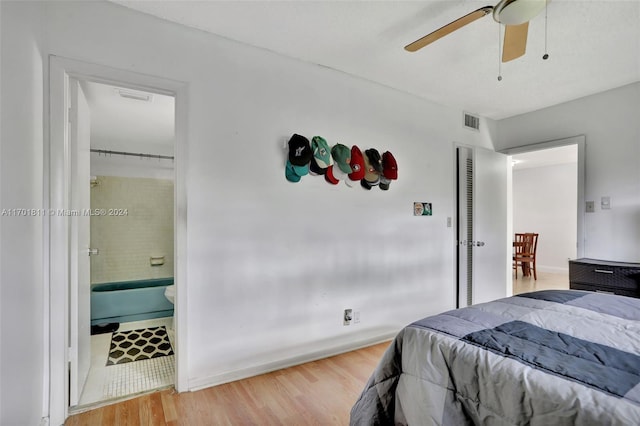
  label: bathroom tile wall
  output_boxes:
[90,176,174,283]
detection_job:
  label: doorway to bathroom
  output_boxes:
[75,80,177,407]
[48,56,188,423]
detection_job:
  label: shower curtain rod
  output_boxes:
[90,148,174,160]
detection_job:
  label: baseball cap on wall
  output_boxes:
[379,175,391,190]
[382,151,398,180]
[364,149,383,174]
[360,176,380,190]
[325,162,350,185]
[360,153,380,190]
[285,160,302,183]
[291,162,309,177]
[348,145,365,182]
[325,165,339,185]
[288,134,312,166]
[310,136,333,175]
[331,144,352,174]
[363,150,381,183]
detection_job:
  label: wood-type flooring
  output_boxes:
[66,341,389,425]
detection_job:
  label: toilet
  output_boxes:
[164,284,175,304]
[164,285,175,332]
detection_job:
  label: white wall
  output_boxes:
[1,1,498,423]
[497,83,640,263]
[0,2,46,425]
[42,0,497,388]
[513,163,577,272]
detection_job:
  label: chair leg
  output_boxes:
[532,261,537,280]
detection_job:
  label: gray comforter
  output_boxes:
[350,290,640,425]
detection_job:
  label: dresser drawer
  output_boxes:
[569,261,640,290]
[569,282,640,298]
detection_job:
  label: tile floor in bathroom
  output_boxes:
[78,317,175,407]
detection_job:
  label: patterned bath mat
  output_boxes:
[107,326,174,366]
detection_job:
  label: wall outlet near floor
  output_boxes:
[343,309,353,325]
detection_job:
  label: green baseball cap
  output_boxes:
[331,143,352,174]
[311,136,333,169]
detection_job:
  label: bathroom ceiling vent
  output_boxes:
[463,112,480,131]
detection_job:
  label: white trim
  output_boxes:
[47,55,188,425]
[42,39,52,422]
[537,265,570,274]
[505,152,513,297]
[173,74,189,394]
[499,135,586,259]
[187,333,396,391]
[48,58,70,426]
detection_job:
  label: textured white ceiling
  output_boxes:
[110,0,640,120]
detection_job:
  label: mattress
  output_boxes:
[350,290,640,425]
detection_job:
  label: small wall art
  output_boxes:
[414,202,432,216]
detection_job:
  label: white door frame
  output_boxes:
[67,77,92,406]
[48,55,188,424]
[499,135,586,259]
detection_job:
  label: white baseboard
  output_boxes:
[40,417,49,426]
[187,331,397,392]
[537,265,569,274]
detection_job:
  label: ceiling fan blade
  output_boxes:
[405,6,493,52]
[502,22,529,62]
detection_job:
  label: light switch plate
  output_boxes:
[601,196,611,210]
[586,201,595,213]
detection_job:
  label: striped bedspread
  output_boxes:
[350,290,640,425]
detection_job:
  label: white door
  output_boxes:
[457,146,509,307]
[69,78,92,406]
[472,147,509,304]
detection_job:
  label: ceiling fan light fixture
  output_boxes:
[404,0,550,63]
[493,0,547,25]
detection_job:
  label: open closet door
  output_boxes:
[457,146,509,307]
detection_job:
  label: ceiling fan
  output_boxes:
[405,0,549,62]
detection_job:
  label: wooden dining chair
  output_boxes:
[513,233,539,280]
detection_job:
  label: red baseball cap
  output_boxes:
[382,151,398,180]
[325,165,339,185]
[348,145,365,181]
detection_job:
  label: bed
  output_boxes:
[350,290,640,425]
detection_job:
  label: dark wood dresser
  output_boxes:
[569,258,640,298]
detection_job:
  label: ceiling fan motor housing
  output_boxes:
[493,0,547,25]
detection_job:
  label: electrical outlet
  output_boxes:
[343,309,352,325]
[353,311,360,324]
[586,201,595,213]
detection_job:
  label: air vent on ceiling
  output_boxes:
[463,112,480,131]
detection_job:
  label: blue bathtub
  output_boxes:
[90,277,174,325]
